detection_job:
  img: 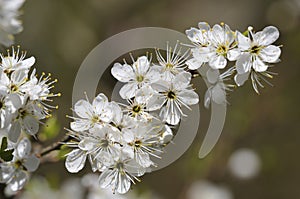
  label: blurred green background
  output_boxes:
[9,0,300,198]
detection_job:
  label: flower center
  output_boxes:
[10,84,18,92]
[134,140,142,148]
[99,139,109,148]
[0,101,3,109]
[91,115,100,123]
[132,105,141,113]
[250,45,261,54]
[165,62,173,69]
[136,75,144,83]
[216,45,228,56]
[115,162,124,171]
[167,91,176,99]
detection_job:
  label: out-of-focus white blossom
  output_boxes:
[228,148,261,179]
[0,0,26,46]
[0,137,40,192]
[187,180,233,199]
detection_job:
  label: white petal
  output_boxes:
[151,80,169,93]
[23,155,40,172]
[18,57,35,70]
[78,138,97,151]
[7,170,27,192]
[252,57,268,72]
[98,169,115,189]
[198,22,211,31]
[206,68,219,84]
[178,90,199,105]
[173,72,191,90]
[210,24,225,44]
[211,84,226,105]
[11,69,27,85]
[7,93,22,110]
[122,128,135,143]
[237,31,251,51]
[74,100,93,119]
[110,102,123,125]
[111,63,134,82]
[119,83,138,99]
[65,149,87,173]
[204,88,212,109]
[135,86,154,104]
[160,101,181,125]
[227,48,241,61]
[191,47,214,62]
[147,94,165,111]
[209,54,227,69]
[259,45,281,63]
[115,173,131,194]
[0,163,15,183]
[257,26,279,46]
[135,152,153,168]
[133,56,150,75]
[16,137,31,159]
[92,93,108,110]
[70,119,91,132]
[236,53,252,74]
[8,122,21,143]
[234,72,249,86]
[22,115,39,135]
[186,57,203,70]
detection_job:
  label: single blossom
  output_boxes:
[0,137,40,192]
[111,56,159,99]
[147,72,199,125]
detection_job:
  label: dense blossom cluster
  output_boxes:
[65,22,282,195]
[0,47,59,193]
[0,0,25,46]
[186,22,281,96]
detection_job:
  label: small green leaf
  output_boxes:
[0,149,14,162]
[0,137,8,151]
[39,115,61,142]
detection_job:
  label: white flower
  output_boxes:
[0,137,40,192]
[206,23,238,69]
[0,69,28,94]
[204,67,235,108]
[0,47,35,73]
[147,72,199,125]
[98,153,145,194]
[111,56,159,99]
[70,93,113,132]
[0,0,26,46]
[235,26,281,74]
[185,22,212,70]
[234,26,281,93]
[153,42,188,81]
[0,92,21,129]
[122,119,164,168]
[8,99,40,142]
[20,70,58,101]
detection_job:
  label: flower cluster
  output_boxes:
[0,0,26,46]
[0,137,40,193]
[65,22,282,195]
[0,47,59,194]
[186,22,281,98]
[0,47,60,143]
[65,45,199,194]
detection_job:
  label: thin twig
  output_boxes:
[39,135,72,157]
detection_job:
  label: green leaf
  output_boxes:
[0,149,14,162]
[0,137,14,162]
[39,115,61,142]
[1,137,8,151]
